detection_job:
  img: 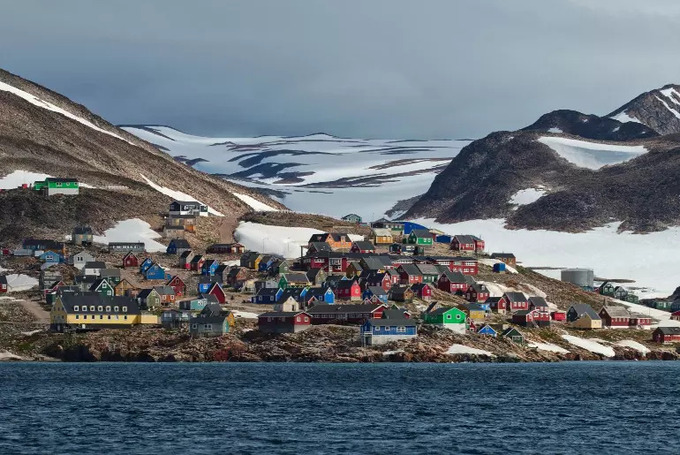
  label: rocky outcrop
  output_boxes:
[609,84,680,135]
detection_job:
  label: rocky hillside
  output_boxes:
[0,68,284,242]
[609,84,680,135]
[404,85,680,232]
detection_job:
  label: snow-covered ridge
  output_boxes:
[537,136,647,170]
[140,174,223,216]
[0,81,135,145]
[123,125,470,219]
[610,110,641,124]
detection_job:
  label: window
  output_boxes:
[75,315,79,320]
[107,291,112,296]
[108,316,111,320]
[100,315,103,320]
[56,182,62,187]
[204,324,212,330]
[191,324,197,329]
[397,326,406,333]
[74,305,79,311]
[304,317,309,322]
[381,326,388,331]
[97,306,103,312]
[267,317,272,322]
[114,306,119,312]
[124,316,128,320]
[122,306,127,312]
[296,316,301,322]
[106,306,111,312]
[89,306,95,312]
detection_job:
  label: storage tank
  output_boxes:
[561,268,595,288]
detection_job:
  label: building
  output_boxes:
[498,292,529,314]
[490,253,516,267]
[407,229,433,246]
[50,294,158,331]
[459,303,486,321]
[69,251,96,271]
[451,235,484,253]
[306,303,386,324]
[361,312,417,346]
[169,200,208,217]
[501,327,525,344]
[189,304,234,337]
[371,228,393,245]
[336,280,362,301]
[652,327,680,344]
[438,270,470,294]
[109,242,145,254]
[160,309,191,329]
[422,306,467,333]
[137,288,162,310]
[599,305,631,328]
[167,239,191,255]
[350,241,376,254]
[389,285,414,303]
[342,213,362,224]
[72,226,93,246]
[258,311,312,334]
[398,264,423,285]
[465,283,490,303]
[0,275,7,293]
[362,286,389,305]
[566,304,602,329]
[34,177,79,196]
[410,283,432,301]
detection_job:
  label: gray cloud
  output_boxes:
[1,0,680,138]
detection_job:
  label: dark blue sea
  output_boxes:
[1,362,679,454]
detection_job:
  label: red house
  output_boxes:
[465,283,490,302]
[306,303,386,324]
[207,282,226,304]
[398,264,423,285]
[361,271,392,293]
[190,255,205,272]
[438,270,469,294]
[350,241,376,254]
[336,280,361,301]
[43,280,65,297]
[451,235,482,252]
[598,306,631,328]
[629,314,652,328]
[551,310,567,321]
[166,276,187,297]
[258,311,312,334]
[449,257,479,276]
[122,252,139,268]
[498,292,528,313]
[653,327,680,344]
[0,275,7,293]
[411,283,432,301]
[512,308,550,327]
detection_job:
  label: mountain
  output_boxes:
[609,84,680,135]
[121,125,471,220]
[0,68,283,243]
[404,85,680,233]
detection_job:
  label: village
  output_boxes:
[2,177,680,362]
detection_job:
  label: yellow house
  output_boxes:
[50,294,159,331]
[371,228,393,245]
[114,279,137,297]
[572,313,603,330]
[459,303,486,321]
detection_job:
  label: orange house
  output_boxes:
[308,232,353,251]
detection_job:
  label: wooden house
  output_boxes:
[189,307,233,337]
[350,241,375,254]
[190,255,205,271]
[167,239,191,255]
[438,270,470,294]
[451,235,484,253]
[599,305,631,328]
[498,292,529,313]
[345,262,365,278]
[279,273,311,289]
[108,242,145,254]
[39,250,64,264]
[161,309,191,329]
[551,310,567,322]
[629,314,652,328]
[371,228,393,245]
[251,288,279,304]
[362,286,389,305]
[361,313,417,346]
[178,251,193,270]
[465,283,490,303]
[398,264,423,285]
[169,200,208,217]
[70,251,96,271]
[206,282,226,304]
[613,286,628,300]
[258,311,312,334]
[144,263,166,280]
[342,213,362,223]
[83,261,106,277]
[336,280,361,301]
[490,253,516,267]
[410,283,432,301]
[459,303,486,321]
[477,324,498,337]
[114,279,136,297]
[137,288,162,310]
[153,285,176,305]
[652,327,680,344]
[166,276,186,297]
[389,243,403,254]
[304,288,336,306]
[306,303,386,324]
[501,327,525,344]
[225,267,248,287]
[201,259,220,276]
[567,304,602,329]
[416,263,440,283]
[0,275,8,294]
[306,268,327,286]
[139,258,153,274]
[389,285,414,303]
[598,282,615,296]
[89,278,115,298]
[423,306,467,333]
[122,252,139,268]
[360,271,392,293]
[72,226,93,246]
[407,229,433,246]
[308,232,352,251]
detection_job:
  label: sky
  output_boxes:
[2,0,680,139]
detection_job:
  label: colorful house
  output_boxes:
[451,235,484,253]
[398,264,423,285]
[114,279,136,297]
[189,305,233,337]
[89,278,115,297]
[407,229,433,246]
[342,213,362,223]
[166,276,186,297]
[122,252,139,268]
[50,294,158,332]
[252,288,279,304]
[498,292,529,314]
[465,283,490,303]
[144,263,166,280]
[567,304,602,330]
[652,327,680,344]
[167,239,191,255]
[34,177,79,196]
[279,273,311,289]
[389,285,414,303]
[39,250,64,264]
[207,282,226,304]
[423,306,467,334]
[190,255,205,271]
[599,305,631,328]
[501,327,525,344]
[410,283,432,301]
[416,263,441,283]
[371,228,394,245]
[361,312,417,346]
[490,253,516,267]
[362,286,389,305]
[72,226,93,246]
[459,303,486,321]
[0,275,8,294]
[258,311,312,334]
[477,324,498,337]
[153,285,176,305]
[179,251,194,270]
[438,270,470,294]
[350,241,375,254]
[137,288,162,310]
[201,259,220,276]
[336,280,361,301]
[306,303,386,324]
[139,258,154,273]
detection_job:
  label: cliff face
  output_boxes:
[609,84,680,136]
[403,85,680,232]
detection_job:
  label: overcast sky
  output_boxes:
[2,0,680,138]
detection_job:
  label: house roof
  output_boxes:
[371,228,393,237]
[410,283,430,292]
[382,308,407,319]
[410,229,431,238]
[468,283,488,293]
[100,269,121,278]
[361,257,384,271]
[656,327,680,335]
[601,305,631,318]
[59,294,140,314]
[72,226,92,234]
[528,297,548,308]
[569,303,601,320]
[306,304,383,314]
[189,314,228,325]
[389,285,412,296]
[283,273,310,283]
[256,288,279,297]
[352,241,375,251]
[84,261,106,269]
[153,285,176,295]
[399,263,422,276]
[169,239,191,248]
[453,235,477,244]
[309,242,333,252]
[367,317,416,327]
[416,263,440,276]
[137,288,159,299]
[440,270,467,283]
[366,286,388,296]
[491,253,516,259]
[199,303,224,317]
[503,292,528,302]
[258,311,309,318]
[336,279,358,289]
[501,327,524,338]
[460,303,486,311]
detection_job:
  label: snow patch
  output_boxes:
[5,274,39,292]
[528,342,570,354]
[0,81,135,145]
[446,344,495,357]
[382,349,405,356]
[231,310,259,319]
[615,340,650,354]
[0,170,51,190]
[509,188,547,206]
[0,351,23,361]
[234,222,323,258]
[93,218,166,253]
[547,127,563,133]
[561,335,615,357]
[232,193,278,212]
[611,111,641,124]
[478,258,518,274]
[537,136,647,170]
[140,174,223,216]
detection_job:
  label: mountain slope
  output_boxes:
[0,68,284,243]
[404,85,680,233]
[608,84,680,135]
[121,125,470,219]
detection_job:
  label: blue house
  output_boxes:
[251,288,279,304]
[166,239,190,255]
[139,258,154,273]
[435,234,453,244]
[39,250,64,264]
[477,324,498,337]
[305,288,336,306]
[201,259,219,276]
[402,221,428,235]
[362,286,388,305]
[361,315,417,346]
[144,263,166,280]
[198,276,220,294]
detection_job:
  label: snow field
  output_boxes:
[561,335,615,357]
[537,136,647,170]
[93,218,166,253]
[140,174,223,216]
[446,344,495,357]
[234,222,323,258]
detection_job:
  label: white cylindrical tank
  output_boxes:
[561,268,595,288]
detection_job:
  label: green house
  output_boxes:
[34,178,80,196]
[407,229,433,246]
[653,300,673,311]
[598,282,615,297]
[423,307,467,334]
[501,327,525,344]
[89,278,114,298]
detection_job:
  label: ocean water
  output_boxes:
[1,362,679,454]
